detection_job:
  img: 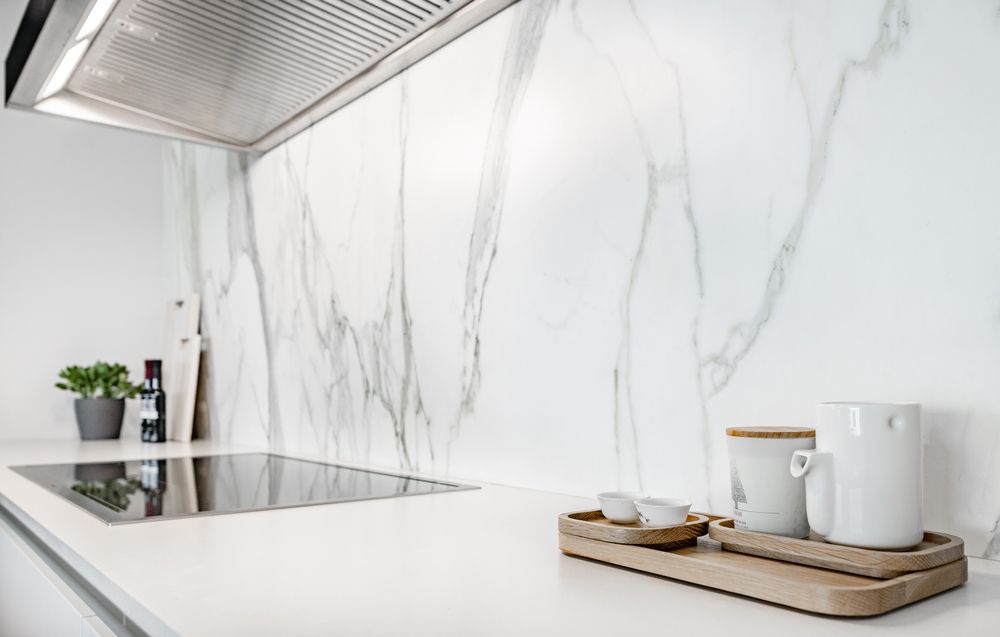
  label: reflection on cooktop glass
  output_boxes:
[11,453,476,525]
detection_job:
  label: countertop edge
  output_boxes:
[0,492,180,637]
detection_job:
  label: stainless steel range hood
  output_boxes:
[5,0,516,153]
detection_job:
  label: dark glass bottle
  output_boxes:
[140,359,166,443]
[140,459,166,517]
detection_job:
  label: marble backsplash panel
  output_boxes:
[163,0,1000,558]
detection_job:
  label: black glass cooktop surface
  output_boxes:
[12,453,476,525]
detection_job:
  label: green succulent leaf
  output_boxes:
[54,361,143,399]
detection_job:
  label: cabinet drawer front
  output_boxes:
[0,517,91,636]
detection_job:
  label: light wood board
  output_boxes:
[708,518,965,578]
[558,533,967,617]
[160,457,199,515]
[162,295,199,422]
[163,294,201,442]
[163,294,200,352]
[559,511,708,546]
[166,335,201,442]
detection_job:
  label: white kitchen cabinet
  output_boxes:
[0,515,110,637]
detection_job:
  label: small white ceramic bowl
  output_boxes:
[597,491,646,524]
[634,497,692,527]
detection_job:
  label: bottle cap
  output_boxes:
[144,359,162,377]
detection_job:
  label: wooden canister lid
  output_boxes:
[725,426,815,438]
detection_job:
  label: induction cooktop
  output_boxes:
[11,453,477,525]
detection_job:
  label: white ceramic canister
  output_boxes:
[726,427,815,538]
[790,402,923,550]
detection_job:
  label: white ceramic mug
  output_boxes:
[790,402,923,550]
[726,427,815,538]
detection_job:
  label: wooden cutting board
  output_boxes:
[163,294,201,442]
[163,294,200,349]
[166,334,201,442]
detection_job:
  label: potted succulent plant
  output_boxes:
[55,362,142,440]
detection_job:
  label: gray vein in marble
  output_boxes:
[625,0,704,299]
[987,515,1000,558]
[253,116,423,467]
[575,0,709,490]
[295,143,345,453]
[166,145,204,437]
[456,0,555,439]
[371,269,413,468]
[394,75,434,465]
[168,143,269,442]
[625,0,710,505]
[570,0,648,489]
[360,75,427,469]
[270,128,376,462]
[168,144,204,296]
[699,0,908,400]
[261,77,435,471]
[614,161,659,490]
[229,152,281,448]
[220,342,256,438]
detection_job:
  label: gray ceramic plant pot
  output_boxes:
[73,398,125,440]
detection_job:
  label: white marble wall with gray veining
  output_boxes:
[163,0,1000,559]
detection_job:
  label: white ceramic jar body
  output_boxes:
[727,431,815,538]
[791,403,923,550]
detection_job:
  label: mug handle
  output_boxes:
[790,449,815,478]
[789,449,835,537]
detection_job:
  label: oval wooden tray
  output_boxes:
[558,532,968,617]
[707,518,965,578]
[558,510,709,545]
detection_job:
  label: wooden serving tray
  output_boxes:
[708,519,966,578]
[558,532,968,617]
[558,511,709,546]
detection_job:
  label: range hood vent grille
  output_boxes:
[5,0,516,152]
[74,0,457,145]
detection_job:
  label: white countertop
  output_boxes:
[1,439,998,636]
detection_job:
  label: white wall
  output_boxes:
[0,0,166,439]
[166,0,1000,559]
